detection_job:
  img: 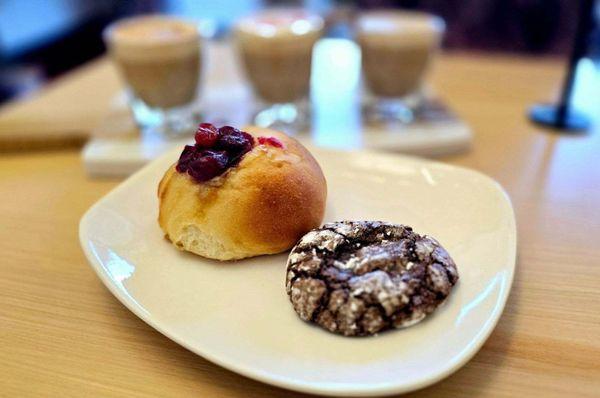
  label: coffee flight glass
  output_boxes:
[233,9,324,132]
[104,16,203,137]
[105,10,444,137]
[357,11,445,124]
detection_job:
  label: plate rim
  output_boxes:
[79,147,517,396]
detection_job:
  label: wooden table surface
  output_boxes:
[1,52,600,397]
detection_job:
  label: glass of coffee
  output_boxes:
[234,9,324,132]
[104,16,202,137]
[356,11,445,124]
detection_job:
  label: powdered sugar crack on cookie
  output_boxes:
[285,221,459,336]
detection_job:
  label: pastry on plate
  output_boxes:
[286,221,459,336]
[158,123,327,260]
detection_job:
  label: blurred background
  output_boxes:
[1,0,598,104]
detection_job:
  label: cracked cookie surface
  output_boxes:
[285,221,459,336]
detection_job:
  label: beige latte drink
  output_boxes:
[105,16,201,109]
[357,11,444,98]
[234,10,324,104]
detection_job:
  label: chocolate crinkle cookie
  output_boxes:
[285,221,459,337]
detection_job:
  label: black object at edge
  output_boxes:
[529,0,595,131]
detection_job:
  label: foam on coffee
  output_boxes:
[106,16,200,61]
[235,9,323,47]
[357,11,444,47]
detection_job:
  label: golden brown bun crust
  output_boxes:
[158,126,327,260]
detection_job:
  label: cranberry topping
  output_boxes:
[217,126,255,160]
[258,136,285,148]
[175,145,198,173]
[176,123,255,182]
[194,123,219,148]
[187,150,229,182]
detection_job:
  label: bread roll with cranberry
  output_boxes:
[158,125,327,260]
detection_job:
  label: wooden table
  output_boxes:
[1,52,599,397]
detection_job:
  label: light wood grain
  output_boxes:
[0,59,121,151]
[1,51,600,398]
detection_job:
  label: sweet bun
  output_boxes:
[158,125,327,260]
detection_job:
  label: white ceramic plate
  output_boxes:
[80,147,516,396]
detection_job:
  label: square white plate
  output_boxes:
[80,147,516,396]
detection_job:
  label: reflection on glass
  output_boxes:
[311,38,362,148]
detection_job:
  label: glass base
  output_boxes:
[362,93,423,125]
[252,101,310,134]
[130,96,202,139]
